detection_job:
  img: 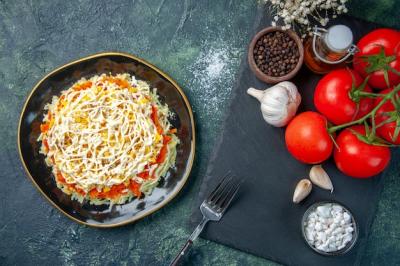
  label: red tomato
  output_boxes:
[334,125,391,178]
[353,28,400,89]
[285,111,333,164]
[314,68,374,125]
[374,88,400,144]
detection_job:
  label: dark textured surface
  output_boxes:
[0,1,399,265]
[190,14,386,266]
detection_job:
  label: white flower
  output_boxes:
[320,18,329,26]
[265,0,348,38]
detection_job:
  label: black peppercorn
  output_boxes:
[253,30,300,77]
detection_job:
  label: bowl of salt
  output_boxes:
[301,201,359,256]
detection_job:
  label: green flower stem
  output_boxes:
[328,84,400,134]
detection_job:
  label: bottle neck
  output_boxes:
[316,36,347,61]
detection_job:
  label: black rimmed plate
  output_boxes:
[18,52,195,227]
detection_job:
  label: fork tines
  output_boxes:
[207,172,241,212]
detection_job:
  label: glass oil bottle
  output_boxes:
[304,25,358,74]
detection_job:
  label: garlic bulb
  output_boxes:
[247,81,301,127]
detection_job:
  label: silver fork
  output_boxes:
[170,173,241,266]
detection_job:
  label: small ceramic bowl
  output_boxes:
[248,26,304,84]
[301,201,359,256]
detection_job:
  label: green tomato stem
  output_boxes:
[357,91,385,98]
[328,84,400,134]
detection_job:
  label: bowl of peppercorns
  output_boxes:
[248,27,304,84]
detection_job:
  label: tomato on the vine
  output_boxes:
[353,28,400,89]
[285,111,333,164]
[314,68,374,125]
[334,125,391,178]
[374,88,400,144]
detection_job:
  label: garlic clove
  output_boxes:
[293,179,312,203]
[309,165,334,193]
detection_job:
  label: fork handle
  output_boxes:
[170,217,209,266]
[170,239,193,266]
